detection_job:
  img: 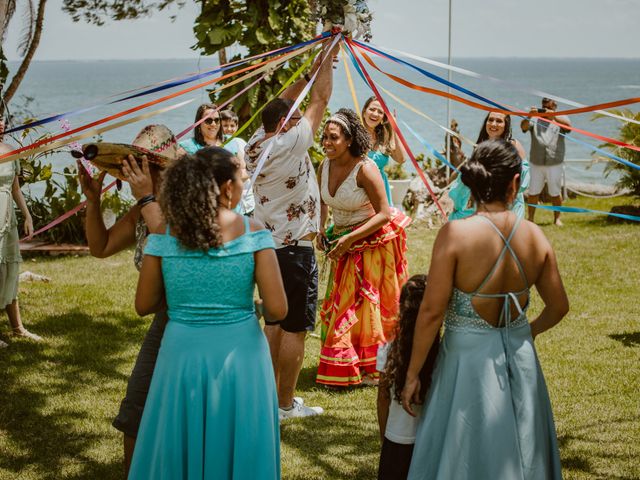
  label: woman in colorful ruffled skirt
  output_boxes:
[316,109,410,388]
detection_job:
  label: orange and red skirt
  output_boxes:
[316,209,411,387]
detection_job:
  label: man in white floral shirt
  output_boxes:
[246,41,337,420]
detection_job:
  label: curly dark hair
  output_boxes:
[194,103,224,147]
[384,274,440,403]
[476,112,513,144]
[362,96,394,154]
[159,147,239,251]
[461,139,522,205]
[323,108,371,157]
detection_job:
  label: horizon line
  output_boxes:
[5,56,640,63]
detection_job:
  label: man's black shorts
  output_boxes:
[265,245,318,333]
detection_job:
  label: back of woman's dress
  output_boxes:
[128,218,280,480]
[408,216,562,480]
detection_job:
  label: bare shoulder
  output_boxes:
[358,158,381,179]
[434,219,465,248]
[249,217,266,232]
[511,139,526,159]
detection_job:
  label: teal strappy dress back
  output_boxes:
[408,215,562,480]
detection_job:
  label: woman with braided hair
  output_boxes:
[128,147,287,479]
[316,108,410,388]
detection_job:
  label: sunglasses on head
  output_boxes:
[203,117,220,125]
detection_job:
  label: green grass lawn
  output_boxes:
[0,196,638,479]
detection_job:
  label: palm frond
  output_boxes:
[1,0,17,42]
[17,0,36,57]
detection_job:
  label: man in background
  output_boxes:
[521,97,572,226]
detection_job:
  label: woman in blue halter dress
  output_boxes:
[402,140,569,480]
[128,147,287,480]
[362,97,406,206]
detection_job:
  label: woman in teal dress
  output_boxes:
[449,112,530,220]
[0,122,40,347]
[361,97,406,206]
[402,140,569,479]
[179,103,245,157]
[129,147,287,479]
[179,103,253,215]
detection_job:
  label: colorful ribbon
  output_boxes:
[248,34,342,187]
[6,99,195,166]
[340,45,362,117]
[401,120,460,172]
[379,84,476,148]
[5,33,330,136]
[343,37,447,220]
[354,40,640,127]
[22,180,118,241]
[0,42,317,164]
[225,47,320,147]
[356,46,640,169]
[529,204,640,223]
[21,41,326,241]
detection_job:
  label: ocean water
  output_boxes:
[5,56,640,190]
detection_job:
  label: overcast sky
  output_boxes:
[4,0,639,61]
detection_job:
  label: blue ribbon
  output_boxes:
[353,39,639,173]
[401,120,460,172]
[529,204,640,222]
[342,40,370,87]
[4,33,330,135]
[352,39,510,112]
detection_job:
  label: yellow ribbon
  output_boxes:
[340,45,361,118]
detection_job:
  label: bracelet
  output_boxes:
[304,73,311,82]
[137,194,156,208]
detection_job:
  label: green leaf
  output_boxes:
[208,29,225,45]
[255,27,270,45]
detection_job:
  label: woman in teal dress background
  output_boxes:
[179,103,253,215]
[361,97,406,206]
[0,121,41,347]
[129,147,287,479]
[402,140,568,479]
[449,112,530,220]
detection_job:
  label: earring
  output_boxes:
[227,193,232,209]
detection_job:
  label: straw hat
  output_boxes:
[78,124,180,180]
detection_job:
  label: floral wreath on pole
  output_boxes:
[314,0,373,41]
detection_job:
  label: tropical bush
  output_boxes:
[594,109,640,200]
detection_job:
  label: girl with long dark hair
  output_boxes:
[377,274,439,480]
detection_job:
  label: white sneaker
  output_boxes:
[0,339,8,348]
[279,398,324,421]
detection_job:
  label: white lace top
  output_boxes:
[321,158,375,228]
